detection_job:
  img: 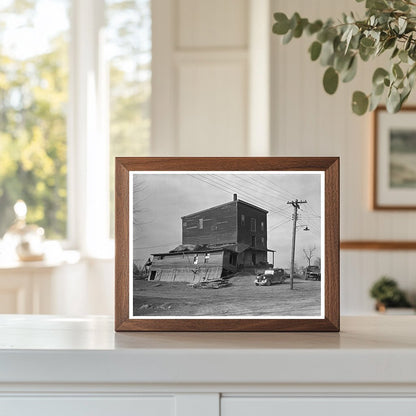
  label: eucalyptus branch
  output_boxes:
[272,0,416,115]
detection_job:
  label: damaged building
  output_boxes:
[148,194,274,282]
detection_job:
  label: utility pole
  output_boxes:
[287,199,307,290]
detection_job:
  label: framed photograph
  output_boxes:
[115,157,339,332]
[374,106,416,209]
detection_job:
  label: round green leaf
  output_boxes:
[387,88,401,113]
[373,82,384,96]
[384,37,396,50]
[317,30,328,43]
[307,20,323,35]
[369,92,383,112]
[282,29,293,44]
[352,91,369,115]
[309,41,322,61]
[399,50,408,63]
[323,67,339,95]
[273,13,290,35]
[293,18,308,38]
[372,68,389,86]
[367,0,388,11]
[400,88,411,108]
[334,52,352,73]
[359,44,375,62]
[391,47,399,59]
[320,41,335,66]
[342,56,357,83]
[393,63,404,79]
[290,12,301,30]
[360,37,375,48]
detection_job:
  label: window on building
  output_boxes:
[229,252,237,266]
[241,214,245,226]
[193,254,198,265]
[250,218,256,232]
[107,0,151,237]
[0,0,151,253]
[199,218,203,229]
[183,221,187,227]
[204,253,210,263]
[251,235,256,247]
[261,221,264,232]
[0,0,70,239]
[261,237,265,246]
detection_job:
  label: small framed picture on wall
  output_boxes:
[374,106,416,209]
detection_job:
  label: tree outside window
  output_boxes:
[0,0,70,239]
[0,0,151,243]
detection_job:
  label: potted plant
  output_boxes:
[369,276,413,312]
[272,0,416,115]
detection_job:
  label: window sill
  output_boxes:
[0,250,81,271]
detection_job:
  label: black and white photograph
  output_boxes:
[129,171,324,318]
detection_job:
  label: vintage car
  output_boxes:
[305,265,321,281]
[254,268,287,286]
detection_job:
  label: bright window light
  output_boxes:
[106,0,151,237]
[0,0,152,252]
[0,0,70,239]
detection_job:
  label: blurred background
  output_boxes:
[0,0,415,316]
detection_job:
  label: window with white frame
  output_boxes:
[0,0,151,255]
[0,0,70,239]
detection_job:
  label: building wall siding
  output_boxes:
[150,251,225,282]
[182,202,237,245]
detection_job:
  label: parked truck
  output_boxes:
[305,265,321,281]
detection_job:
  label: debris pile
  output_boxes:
[189,279,231,289]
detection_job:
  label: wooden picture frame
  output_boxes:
[373,106,416,210]
[115,157,339,332]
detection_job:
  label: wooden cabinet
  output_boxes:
[222,398,416,416]
[0,316,416,415]
[1,397,175,416]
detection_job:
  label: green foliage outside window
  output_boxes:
[0,0,151,240]
[107,0,151,237]
[0,1,69,238]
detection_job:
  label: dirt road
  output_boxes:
[133,273,321,317]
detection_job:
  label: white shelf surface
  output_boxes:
[0,315,415,387]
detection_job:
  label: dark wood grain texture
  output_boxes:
[115,160,130,330]
[373,106,416,210]
[341,240,416,250]
[115,157,340,332]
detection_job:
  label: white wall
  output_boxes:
[152,0,265,156]
[271,0,416,313]
[64,0,416,316]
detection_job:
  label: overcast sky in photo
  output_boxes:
[132,173,322,269]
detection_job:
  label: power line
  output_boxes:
[190,174,285,216]
[269,218,292,232]
[287,199,307,290]
[230,174,292,205]
[201,174,289,216]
